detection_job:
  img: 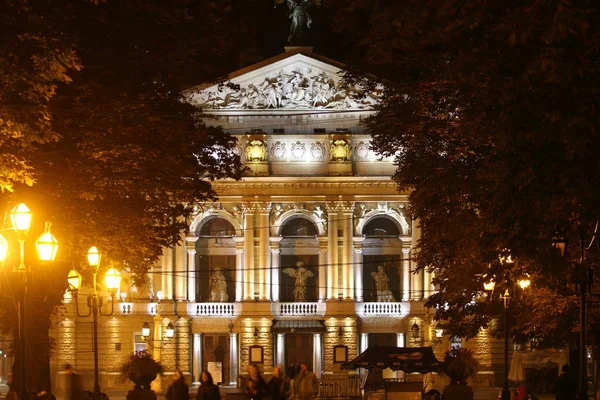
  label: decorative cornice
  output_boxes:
[213,181,398,190]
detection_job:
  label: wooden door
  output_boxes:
[202,334,229,384]
[285,333,314,371]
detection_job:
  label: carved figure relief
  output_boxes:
[191,66,381,110]
[291,141,306,160]
[270,141,286,160]
[245,140,267,162]
[398,204,411,234]
[354,141,370,160]
[330,139,350,161]
[312,205,326,222]
[310,142,326,160]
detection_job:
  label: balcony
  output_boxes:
[189,302,240,317]
[356,302,410,317]
[272,302,326,317]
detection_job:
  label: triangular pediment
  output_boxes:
[184,49,380,113]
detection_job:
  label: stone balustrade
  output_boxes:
[272,302,326,316]
[356,302,409,317]
[190,302,239,317]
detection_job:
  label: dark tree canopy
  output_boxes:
[331,0,600,346]
[0,0,274,390]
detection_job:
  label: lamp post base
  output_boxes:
[91,391,109,400]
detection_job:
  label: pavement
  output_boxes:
[44,387,563,400]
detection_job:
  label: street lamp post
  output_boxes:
[0,203,59,400]
[67,247,121,400]
[484,275,530,400]
[140,309,175,393]
[552,230,598,400]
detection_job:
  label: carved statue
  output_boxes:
[283,261,314,301]
[209,267,228,302]
[371,266,396,302]
[286,0,312,45]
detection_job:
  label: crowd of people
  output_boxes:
[1,361,586,400]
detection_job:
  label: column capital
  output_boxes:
[187,249,197,255]
[402,248,411,254]
[185,236,199,249]
[269,236,283,245]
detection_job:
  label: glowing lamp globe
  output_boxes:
[10,203,32,232]
[142,322,151,337]
[0,234,8,262]
[518,278,531,290]
[104,267,121,293]
[87,246,101,267]
[483,280,496,291]
[67,269,83,292]
[36,222,59,261]
[165,322,175,339]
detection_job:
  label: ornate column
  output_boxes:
[161,248,173,300]
[270,237,282,302]
[193,333,202,383]
[229,332,238,385]
[242,204,255,300]
[360,332,369,353]
[257,203,270,300]
[234,238,244,302]
[151,310,163,393]
[318,238,328,301]
[411,219,423,301]
[185,237,199,302]
[341,202,354,299]
[326,202,338,300]
[313,333,322,378]
[353,238,365,302]
[396,333,406,380]
[402,248,411,301]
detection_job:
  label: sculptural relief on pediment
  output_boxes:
[188,63,381,111]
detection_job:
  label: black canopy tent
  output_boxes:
[342,346,443,373]
[342,346,443,393]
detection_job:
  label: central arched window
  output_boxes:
[363,216,400,237]
[281,217,318,237]
[199,218,236,237]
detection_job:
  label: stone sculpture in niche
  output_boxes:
[371,265,396,302]
[283,261,314,301]
[209,267,228,302]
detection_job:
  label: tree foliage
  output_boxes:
[331,0,600,346]
[0,0,81,191]
[0,0,270,390]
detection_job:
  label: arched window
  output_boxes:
[363,216,400,237]
[281,217,318,237]
[199,218,236,236]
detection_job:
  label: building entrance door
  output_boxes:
[202,334,229,384]
[286,333,314,371]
